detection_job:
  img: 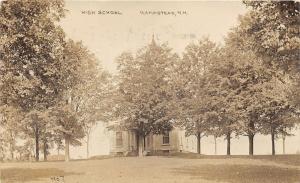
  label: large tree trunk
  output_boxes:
[248,134,254,155]
[18,152,22,161]
[136,133,138,156]
[196,132,201,154]
[143,135,146,150]
[214,135,217,155]
[271,127,276,155]
[86,134,90,159]
[138,134,144,157]
[9,131,14,160]
[65,136,70,162]
[248,121,255,155]
[282,135,286,155]
[226,132,231,155]
[43,140,47,161]
[35,124,39,162]
[9,143,14,160]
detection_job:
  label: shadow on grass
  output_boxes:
[169,153,300,166]
[249,155,300,167]
[173,164,300,183]
[1,168,81,183]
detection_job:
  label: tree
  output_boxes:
[222,48,298,155]
[49,40,112,161]
[0,0,67,108]
[242,0,300,132]
[51,103,84,162]
[222,50,272,155]
[115,38,177,156]
[0,134,5,161]
[68,46,112,159]
[22,109,55,161]
[174,38,220,154]
[237,1,299,72]
[261,103,297,155]
[48,40,89,162]
[227,2,300,154]
[15,139,35,161]
[40,122,53,161]
[0,105,23,160]
[54,136,64,156]
[0,0,67,161]
[199,46,247,156]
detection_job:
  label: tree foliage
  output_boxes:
[115,39,177,138]
[231,1,300,72]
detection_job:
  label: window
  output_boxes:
[163,132,170,144]
[116,132,123,146]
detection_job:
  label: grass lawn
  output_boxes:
[170,152,300,166]
[0,155,299,183]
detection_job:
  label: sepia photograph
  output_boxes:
[0,0,299,183]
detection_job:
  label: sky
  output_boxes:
[59,1,300,158]
[60,1,248,73]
